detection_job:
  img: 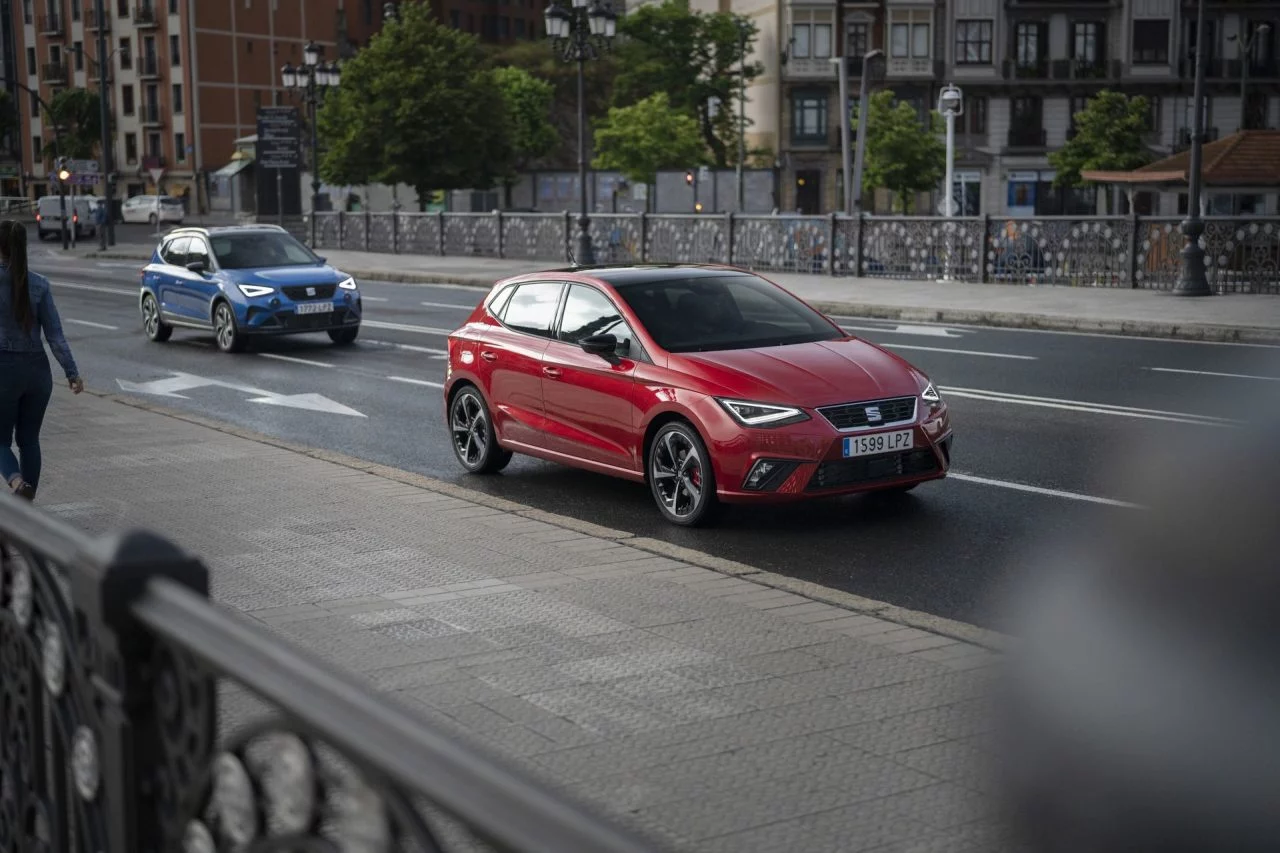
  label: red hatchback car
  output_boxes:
[444,265,952,526]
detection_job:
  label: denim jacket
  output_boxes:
[0,265,80,380]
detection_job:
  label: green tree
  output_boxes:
[612,0,762,168]
[592,92,706,189]
[492,66,558,206]
[42,88,103,161]
[317,0,512,209]
[854,90,945,213]
[1049,90,1152,211]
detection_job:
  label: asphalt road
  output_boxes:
[32,247,1280,629]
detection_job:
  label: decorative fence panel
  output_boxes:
[0,499,665,853]
[307,212,1280,294]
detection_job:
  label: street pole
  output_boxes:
[309,81,320,248]
[736,22,747,212]
[94,0,114,248]
[277,168,285,227]
[835,56,852,216]
[576,54,592,264]
[1174,0,1212,296]
[851,49,882,215]
[937,84,963,283]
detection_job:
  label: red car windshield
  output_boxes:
[613,274,844,354]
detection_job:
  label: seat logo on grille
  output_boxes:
[865,406,882,422]
[306,286,316,297]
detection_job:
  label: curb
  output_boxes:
[86,249,1280,344]
[85,387,1007,651]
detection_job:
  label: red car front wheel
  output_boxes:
[648,421,719,527]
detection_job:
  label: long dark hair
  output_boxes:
[0,220,33,332]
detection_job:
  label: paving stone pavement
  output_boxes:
[35,392,1017,852]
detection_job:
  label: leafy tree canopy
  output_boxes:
[613,0,762,167]
[317,0,512,206]
[1049,90,1153,189]
[43,88,102,161]
[592,92,706,185]
[854,90,945,213]
[492,66,558,173]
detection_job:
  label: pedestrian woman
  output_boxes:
[0,219,83,501]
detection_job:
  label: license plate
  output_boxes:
[843,429,914,458]
[295,302,330,315]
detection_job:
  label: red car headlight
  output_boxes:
[716,398,810,428]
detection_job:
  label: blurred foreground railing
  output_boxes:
[0,495,664,853]
[307,210,1280,294]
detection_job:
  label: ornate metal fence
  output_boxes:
[308,211,1280,294]
[0,497,664,853]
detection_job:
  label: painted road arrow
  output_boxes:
[117,372,366,417]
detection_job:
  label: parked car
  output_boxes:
[138,225,362,353]
[443,265,952,526]
[34,195,98,240]
[121,194,185,226]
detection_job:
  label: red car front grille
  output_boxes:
[806,448,939,491]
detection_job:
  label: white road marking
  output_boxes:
[64,318,119,330]
[258,353,335,368]
[950,472,1143,509]
[94,261,149,270]
[387,376,445,388]
[939,385,1235,427]
[1146,366,1280,382]
[841,323,963,338]
[360,295,389,302]
[421,300,477,310]
[49,279,136,297]
[885,343,1037,360]
[117,372,365,416]
[364,340,448,356]
[362,319,454,335]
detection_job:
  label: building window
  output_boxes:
[122,85,135,114]
[30,94,39,118]
[890,23,909,57]
[172,83,183,112]
[955,20,993,64]
[26,47,36,76]
[117,0,128,15]
[72,3,79,20]
[1145,96,1161,132]
[791,91,827,143]
[791,15,833,60]
[890,11,932,59]
[21,0,31,24]
[967,96,987,134]
[1072,22,1101,62]
[450,9,460,27]
[846,21,868,57]
[912,23,929,57]
[175,132,186,162]
[147,132,161,158]
[125,133,138,164]
[1184,19,1215,63]
[170,35,181,65]
[1133,19,1170,64]
[814,24,832,58]
[32,136,41,161]
[1016,21,1046,64]
[73,42,84,71]
[169,0,178,13]
[792,24,811,58]
[119,39,132,69]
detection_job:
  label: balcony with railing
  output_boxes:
[1007,126,1048,150]
[140,104,165,126]
[785,56,836,78]
[84,5,111,29]
[134,2,158,26]
[886,56,940,76]
[88,58,113,83]
[41,61,69,84]
[1004,58,1050,79]
[137,52,163,78]
[38,12,65,36]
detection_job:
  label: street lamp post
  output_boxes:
[282,43,341,248]
[93,0,115,248]
[736,18,748,213]
[850,49,884,215]
[1174,0,1212,296]
[937,84,963,282]
[1229,22,1271,130]
[545,0,616,266]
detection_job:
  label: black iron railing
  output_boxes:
[0,496,664,853]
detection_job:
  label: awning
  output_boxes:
[214,158,252,178]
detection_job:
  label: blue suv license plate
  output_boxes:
[296,302,330,315]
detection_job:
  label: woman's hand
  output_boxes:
[69,377,84,395]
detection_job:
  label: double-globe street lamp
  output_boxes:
[937,84,963,282]
[1175,0,1211,296]
[544,0,617,266]
[281,42,341,248]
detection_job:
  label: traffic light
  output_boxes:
[56,157,71,183]
[685,170,694,186]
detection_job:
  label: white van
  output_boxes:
[35,195,98,241]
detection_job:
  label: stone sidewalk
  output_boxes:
[89,240,1280,343]
[34,390,1014,852]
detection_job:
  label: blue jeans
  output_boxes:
[0,352,54,494]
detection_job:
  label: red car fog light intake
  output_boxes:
[743,459,800,491]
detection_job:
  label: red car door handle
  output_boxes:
[543,366,562,378]
[480,351,497,362]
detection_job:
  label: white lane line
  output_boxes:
[362,319,454,335]
[950,472,1144,509]
[939,385,1235,427]
[364,339,448,355]
[49,279,136,297]
[258,353,335,368]
[842,323,963,338]
[64,318,119,330]
[1146,366,1280,382]
[421,300,476,310]
[387,376,445,388]
[885,343,1037,360]
[360,296,390,302]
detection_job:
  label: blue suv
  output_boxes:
[138,225,362,353]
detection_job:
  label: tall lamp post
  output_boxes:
[850,49,884,214]
[937,84,963,281]
[736,18,749,213]
[545,0,616,266]
[1174,0,1212,296]
[93,0,115,248]
[282,43,341,249]
[1229,22,1271,130]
